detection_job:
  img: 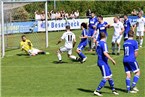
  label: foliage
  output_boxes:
[13,1,145,19]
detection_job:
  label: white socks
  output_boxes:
[57,53,62,61]
[140,38,143,47]
[69,55,77,60]
[117,45,121,53]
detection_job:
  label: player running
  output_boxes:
[88,12,98,52]
[76,22,88,63]
[110,16,124,55]
[56,25,77,63]
[20,35,47,56]
[94,32,119,96]
[123,30,140,93]
[124,14,133,41]
[133,12,145,47]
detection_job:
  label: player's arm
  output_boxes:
[119,27,124,35]
[73,38,76,48]
[56,39,62,45]
[80,30,88,39]
[104,52,116,65]
[27,40,32,47]
[135,50,138,58]
[103,43,116,65]
[56,33,64,45]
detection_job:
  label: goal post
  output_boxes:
[1,0,49,58]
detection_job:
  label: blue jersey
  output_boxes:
[97,21,108,36]
[123,39,138,62]
[80,29,88,44]
[89,16,98,29]
[96,40,108,64]
[124,19,131,34]
[88,16,98,36]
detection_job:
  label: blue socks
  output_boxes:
[132,75,139,88]
[97,79,107,91]
[108,78,115,90]
[78,52,86,59]
[126,77,131,91]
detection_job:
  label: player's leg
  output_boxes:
[94,65,107,96]
[139,31,144,47]
[124,33,128,41]
[116,35,122,55]
[67,49,77,60]
[88,36,93,51]
[57,47,66,62]
[131,61,140,92]
[111,36,116,55]
[105,64,119,95]
[123,62,137,93]
[136,31,140,45]
[76,44,87,62]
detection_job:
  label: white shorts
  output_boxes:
[59,46,72,55]
[112,35,123,44]
[28,48,40,55]
[136,31,144,36]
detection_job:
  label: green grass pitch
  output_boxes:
[2,28,145,97]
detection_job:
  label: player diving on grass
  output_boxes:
[94,32,119,96]
[123,30,140,93]
[109,16,124,55]
[56,25,78,63]
[20,35,48,56]
[133,12,145,48]
[76,22,88,63]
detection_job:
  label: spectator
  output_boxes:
[86,9,91,18]
[65,12,69,19]
[50,10,56,20]
[55,11,61,20]
[34,10,41,20]
[40,11,46,21]
[138,7,144,15]
[131,9,138,16]
[74,10,79,18]
[70,11,75,19]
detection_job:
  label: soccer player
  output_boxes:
[76,23,88,63]
[110,16,124,55]
[56,25,77,63]
[88,12,98,52]
[93,15,109,43]
[94,32,119,96]
[124,14,133,41]
[133,12,145,47]
[123,30,140,93]
[20,35,47,56]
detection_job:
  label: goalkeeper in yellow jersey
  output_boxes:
[20,35,48,56]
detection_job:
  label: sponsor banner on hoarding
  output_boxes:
[128,16,145,25]
[4,21,38,34]
[37,19,88,32]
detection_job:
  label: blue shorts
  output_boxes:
[77,43,87,51]
[124,33,128,39]
[123,61,140,73]
[88,28,95,36]
[98,61,112,78]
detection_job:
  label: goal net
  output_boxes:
[1,0,48,57]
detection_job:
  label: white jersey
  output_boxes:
[61,31,76,49]
[112,21,124,36]
[136,17,145,31]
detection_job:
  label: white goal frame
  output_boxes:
[1,0,49,58]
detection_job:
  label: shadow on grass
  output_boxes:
[52,61,68,64]
[77,88,109,94]
[16,53,28,56]
[104,86,127,93]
